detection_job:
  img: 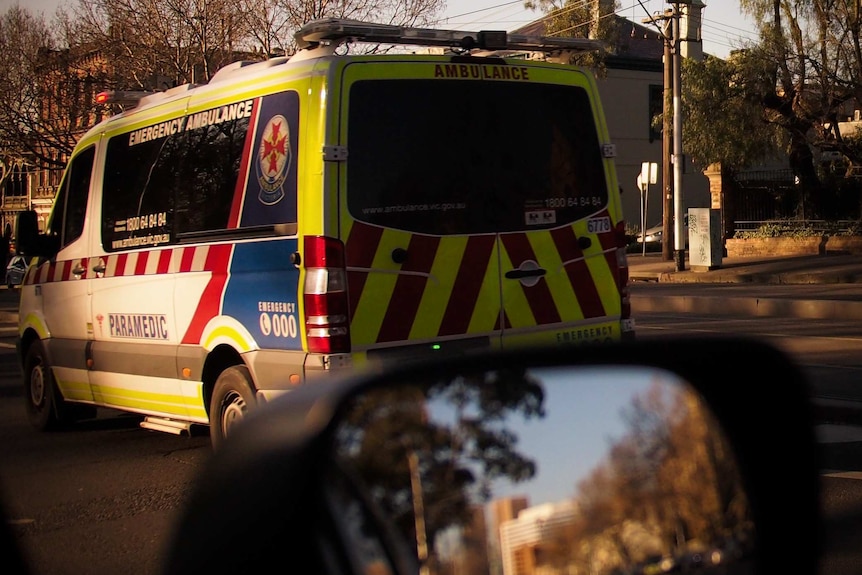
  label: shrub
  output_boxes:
[730,220,862,239]
[733,221,819,239]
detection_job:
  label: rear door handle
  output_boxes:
[505,268,546,279]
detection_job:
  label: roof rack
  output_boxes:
[293,18,605,56]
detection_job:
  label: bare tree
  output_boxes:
[235,0,295,57]
[574,380,751,571]
[237,0,446,57]
[58,0,256,87]
[0,6,77,170]
[0,0,444,179]
[59,0,448,89]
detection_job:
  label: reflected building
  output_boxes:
[490,497,529,537]
[487,497,529,575]
[498,501,578,575]
[494,498,668,575]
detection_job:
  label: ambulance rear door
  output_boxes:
[494,76,624,348]
[337,59,625,358]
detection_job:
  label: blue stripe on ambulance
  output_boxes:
[221,240,302,350]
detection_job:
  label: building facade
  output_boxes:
[1,42,111,242]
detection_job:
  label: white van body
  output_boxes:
[16,19,634,447]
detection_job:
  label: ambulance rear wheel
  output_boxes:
[210,365,256,451]
[23,340,65,431]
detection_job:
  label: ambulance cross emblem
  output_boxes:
[256,114,291,204]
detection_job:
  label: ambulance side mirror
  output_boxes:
[15,210,59,260]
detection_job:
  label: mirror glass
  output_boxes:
[331,364,754,575]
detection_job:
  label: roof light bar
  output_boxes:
[294,18,605,55]
[94,90,154,107]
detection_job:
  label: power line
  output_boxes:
[437,0,760,57]
[438,0,525,21]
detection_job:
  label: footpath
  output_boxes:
[628,251,862,427]
[629,251,862,287]
[628,252,862,319]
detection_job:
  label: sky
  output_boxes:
[10,0,758,60]
[437,0,760,59]
[426,366,685,509]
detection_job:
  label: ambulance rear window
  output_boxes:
[347,79,609,235]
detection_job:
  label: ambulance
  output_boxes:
[15,18,635,448]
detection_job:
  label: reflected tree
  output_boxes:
[575,379,752,572]
[336,368,545,564]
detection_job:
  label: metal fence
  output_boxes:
[731,169,797,222]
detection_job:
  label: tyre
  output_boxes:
[209,365,256,451]
[23,340,65,431]
[23,341,95,431]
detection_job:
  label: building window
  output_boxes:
[3,164,28,197]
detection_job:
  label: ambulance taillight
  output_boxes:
[303,236,351,354]
[615,221,632,321]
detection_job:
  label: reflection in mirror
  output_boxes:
[332,365,754,575]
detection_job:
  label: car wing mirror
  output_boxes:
[163,337,820,575]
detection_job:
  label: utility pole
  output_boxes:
[407,449,430,575]
[642,9,675,262]
[671,0,687,271]
[643,2,689,270]
[662,16,673,262]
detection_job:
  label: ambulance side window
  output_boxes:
[48,146,94,249]
[174,117,249,236]
[100,109,251,252]
[102,132,177,251]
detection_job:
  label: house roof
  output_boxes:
[512,15,667,66]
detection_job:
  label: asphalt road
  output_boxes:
[4,282,862,574]
[0,288,211,574]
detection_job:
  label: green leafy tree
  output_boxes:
[680,1,862,219]
[730,0,862,218]
[524,0,619,70]
[682,52,787,172]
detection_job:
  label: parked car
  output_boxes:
[4,255,27,289]
[636,215,689,244]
